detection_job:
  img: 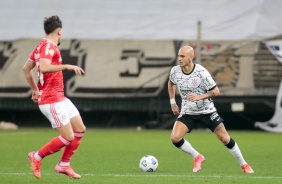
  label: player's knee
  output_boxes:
[171,134,183,143]
[64,134,75,141]
[73,123,86,133]
[80,125,86,133]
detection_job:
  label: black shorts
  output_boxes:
[177,111,224,133]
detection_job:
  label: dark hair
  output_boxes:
[43,15,62,34]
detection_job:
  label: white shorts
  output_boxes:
[39,98,80,128]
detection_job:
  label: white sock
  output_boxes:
[34,152,42,161]
[180,139,199,158]
[59,161,70,166]
[228,143,247,166]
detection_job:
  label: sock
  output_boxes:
[60,132,85,164]
[226,139,247,166]
[58,161,69,167]
[173,138,199,158]
[34,152,42,161]
[37,136,71,159]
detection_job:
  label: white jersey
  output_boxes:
[169,64,217,115]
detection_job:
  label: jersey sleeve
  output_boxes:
[169,67,176,84]
[28,49,36,62]
[202,67,217,91]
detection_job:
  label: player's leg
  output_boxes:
[171,119,205,172]
[171,120,198,156]
[28,102,73,179]
[60,115,86,164]
[37,123,73,159]
[56,98,86,179]
[37,102,74,159]
[213,122,254,174]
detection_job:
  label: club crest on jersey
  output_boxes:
[49,49,54,56]
[188,77,201,88]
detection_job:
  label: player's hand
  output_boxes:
[65,65,85,75]
[31,90,39,103]
[187,92,199,102]
[171,104,180,115]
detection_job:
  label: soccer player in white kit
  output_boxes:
[23,15,86,179]
[168,45,254,173]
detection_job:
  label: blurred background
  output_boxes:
[0,0,282,131]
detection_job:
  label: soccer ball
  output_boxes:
[139,155,158,172]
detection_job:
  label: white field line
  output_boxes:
[0,132,30,136]
[0,173,281,179]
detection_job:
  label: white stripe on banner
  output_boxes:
[264,40,282,64]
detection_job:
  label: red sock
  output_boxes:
[61,132,85,163]
[38,136,71,159]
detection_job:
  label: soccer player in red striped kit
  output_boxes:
[23,15,86,179]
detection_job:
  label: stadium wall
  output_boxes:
[0,39,281,130]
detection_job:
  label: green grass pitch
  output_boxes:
[0,128,281,184]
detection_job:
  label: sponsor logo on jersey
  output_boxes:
[45,43,50,55]
[34,53,40,60]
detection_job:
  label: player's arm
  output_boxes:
[40,59,85,75]
[168,80,179,115]
[23,60,38,91]
[207,86,220,98]
[188,86,220,102]
[23,60,39,103]
[168,80,176,100]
